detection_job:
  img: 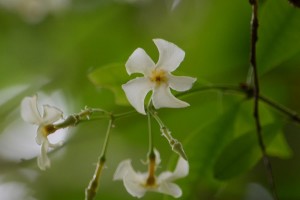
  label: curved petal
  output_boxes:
[168,74,197,92]
[114,159,147,198]
[154,39,185,72]
[157,182,182,198]
[113,159,134,180]
[122,77,154,115]
[20,95,43,124]
[42,105,63,124]
[152,85,189,109]
[37,140,50,170]
[125,48,156,76]
[157,171,173,182]
[48,140,64,148]
[123,172,147,198]
[168,157,189,181]
[153,148,161,166]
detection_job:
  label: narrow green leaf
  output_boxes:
[213,123,282,180]
[258,0,300,74]
[88,63,130,105]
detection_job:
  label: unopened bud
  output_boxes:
[171,140,188,161]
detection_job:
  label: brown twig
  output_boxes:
[249,0,279,199]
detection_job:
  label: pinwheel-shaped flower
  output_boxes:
[113,149,189,198]
[122,38,197,114]
[21,95,63,170]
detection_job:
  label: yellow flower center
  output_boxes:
[41,124,57,137]
[149,69,168,86]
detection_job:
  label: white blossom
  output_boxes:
[20,95,63,170]
[0,0,70,23]
[122,38,196,115]
[113,150,189,198]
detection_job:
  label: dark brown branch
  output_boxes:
[249,0,279,199]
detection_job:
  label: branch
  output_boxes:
[249,0,279,199]
[259,95,300,123]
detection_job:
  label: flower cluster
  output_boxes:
[20,38,194,198]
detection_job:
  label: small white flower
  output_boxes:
[20,95,63,170]
[122,38,197,115]
[113,150,189,198]
[0,0,70,23]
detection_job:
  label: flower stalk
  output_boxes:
[85,115,114,200]
[148,107,187,160]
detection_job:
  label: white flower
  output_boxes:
[122,38,197,115]
[113,150,189,198]
[0,0,70,23]
[20,95,63,170]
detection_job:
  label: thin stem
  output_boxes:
[177,84,245,98]
[259,95,300,123]
[249,0,279,199]
[54,107,109,129]
[177,83,300,125]
[113,110,137,120]
[85,116,114,200]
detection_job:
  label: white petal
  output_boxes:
[153,148,161,166]
[35,127,46,145]
[152,84,189,109]
[48,140,64,148]
[157,182,182,198]
[168,74,197,92]
[154,39,185,72]
[42,105,63,124]
[113,159,134,180]
[122,77,153,115]
[167,157,189,181]
[37,140,50,170]
[157,171,173,182]
[114,160,146,198]
[20,95,43,125]
[125,48,156,76]
[123,172,147,198]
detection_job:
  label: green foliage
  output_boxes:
[213,123,282,180]
[174,103,240,199]
[88,63,130,105]
[258,0,300,74]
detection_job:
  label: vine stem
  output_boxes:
[249,0,279,199]
[85,116,114,200]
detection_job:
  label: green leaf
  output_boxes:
[88,63,130,105]
[213,123,282,181]
[258,0,300,74]
[267,131,293,159]
[170,103,241,200]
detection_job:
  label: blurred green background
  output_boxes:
[1,0,300,199]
